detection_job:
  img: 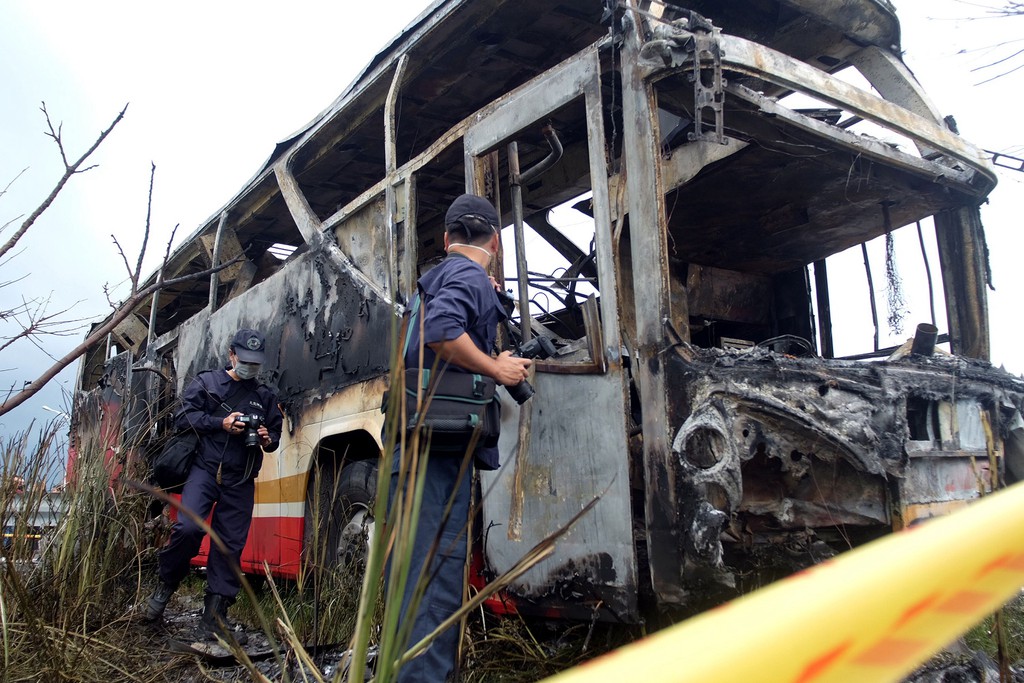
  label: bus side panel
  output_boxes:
[176,248,393,574]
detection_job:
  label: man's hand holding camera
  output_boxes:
[222,411,273,448]
[493,351,532,386]
[428,335,532,387]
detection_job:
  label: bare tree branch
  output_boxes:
[984,1,1024,16]
[959,37,1024,55]
[0,168,28,201]
[111,234,134,284]
[0,103,127,262]
[0,295,90,356]
[102,283,116,310]
[976,59,1024,84]
[0,272,30,294]
[162,224,180,264]
[0,256,242,417]
[0,215,24,236]
[0,246,28,272]
[947,1,1024,81]
[954,0,1024,17]
[0,103,235,419]
[133,163,156,295]
[0,170,29,239]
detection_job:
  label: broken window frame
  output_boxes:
[463,46,621,374]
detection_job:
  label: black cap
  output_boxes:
[444,194,499,235]
[231,328,266,363]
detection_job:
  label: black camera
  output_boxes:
[505,335,556,405]
[235,414,264,448]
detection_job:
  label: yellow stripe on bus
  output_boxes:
[542,482,1024,683]
[254,471,306,505]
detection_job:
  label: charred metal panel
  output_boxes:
[641,27,994,184]
[621,10,686,607]
[935,206,991,360]
[901,398,995,524]
[848,45,945,159]
[686,266,772,326]
[1004,411,1024,484]
[741,455,888,529]
[172,247,391,428]
[663,347,1024,597]
[777,0,899,51]
[902,456,990,504]
[332,193,391,294]
[481,371,637,621]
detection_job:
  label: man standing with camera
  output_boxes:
[391,194,531,682]
[144,328,282,644]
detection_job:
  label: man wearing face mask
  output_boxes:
[143,328,282,644]
[389,194,531,682]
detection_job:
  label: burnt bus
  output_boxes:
[73,0,1024,621]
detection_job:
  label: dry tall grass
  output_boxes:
[0,420,199,682]
[0,366,599,683]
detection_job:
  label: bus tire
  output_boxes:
[305,458,378,569]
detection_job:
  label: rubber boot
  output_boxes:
[200,592,248,646]
[142,581,177,622]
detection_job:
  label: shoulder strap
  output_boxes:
[223,381,263,415]
[402,293,422,357]
[192,370,256,416]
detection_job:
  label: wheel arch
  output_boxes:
[311,428,382,475]
[301,427,382,568]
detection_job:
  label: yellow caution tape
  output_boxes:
[542,481,1024,683]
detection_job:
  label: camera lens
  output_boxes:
[505,379,534,405]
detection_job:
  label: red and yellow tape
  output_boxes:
[543,482,1024,683]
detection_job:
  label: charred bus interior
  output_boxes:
[79,0,938,381]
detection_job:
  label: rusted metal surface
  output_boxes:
[483,371,636,620]
[664,345,1024,595]
[169,247,392,426]
[935,206,992,360]
[620,9,684,607]
[639,23,995,191]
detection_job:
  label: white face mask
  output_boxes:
[234,362,260,380]
[447,242,494,260]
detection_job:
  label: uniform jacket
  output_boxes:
[175,368,283,485]
[404,253,508,469]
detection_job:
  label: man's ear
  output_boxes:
[443,231,451,251]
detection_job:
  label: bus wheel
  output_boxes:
[306,458,378,569]
[335,459,377,566]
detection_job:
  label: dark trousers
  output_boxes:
[157,465,255,598]
[389,448,473,683]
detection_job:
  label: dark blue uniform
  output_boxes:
[158,368,283,598]
[392,253,507,682]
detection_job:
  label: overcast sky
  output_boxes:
[0,1,1022,446]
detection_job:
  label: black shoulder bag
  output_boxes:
[401,292,501,449]
[152,431,199,494]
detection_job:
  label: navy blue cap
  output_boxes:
[444,194,499,234]
[231,328,266,363]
